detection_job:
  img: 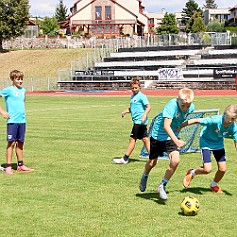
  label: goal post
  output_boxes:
[139,109,220,159]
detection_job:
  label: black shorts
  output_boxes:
[130,123,148,140]
[149,136,178,159]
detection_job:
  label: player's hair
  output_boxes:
[178,88,194,103]
[224,104,237,115]
[10,70,23,81]
[130,77,141,87]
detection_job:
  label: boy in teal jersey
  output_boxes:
[139,88,195,200]
[180,104,237,193]
[113,77,151,164]
[0,70,34,174]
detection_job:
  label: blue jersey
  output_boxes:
[151,98,195,141]
[199,115,237,150]
[130,92,149,125]
[0,86,26,124]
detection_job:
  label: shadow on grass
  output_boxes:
[1,163,17,170]
[180,187,232,196]
[112,157,141,163]
[136,192,167,205]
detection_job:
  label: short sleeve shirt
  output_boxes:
[151,98,195,141]
[0,86,26,124]
[130,92,149,125]
[199,115,237,150]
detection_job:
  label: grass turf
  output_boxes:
[0,95,236,237]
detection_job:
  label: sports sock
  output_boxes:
[123,154,129,161]
[161,178,169,187]
[142,173,148,178]
[210,180,218,187]
[190,169,196,176]
[18,161,23,166]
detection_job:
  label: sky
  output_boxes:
[28,0,235,17]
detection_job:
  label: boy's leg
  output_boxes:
[5,142,15,174]
[16,141,34,172]
[157,150,180,200]
[142,136,150,154]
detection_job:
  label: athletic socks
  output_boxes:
[161,178,169,187]
[123,154,129,161]
[18,161,24,166]
[210,180,218,187]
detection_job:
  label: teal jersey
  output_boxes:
[0,86,26,124]
[151,98,195,141]
[130,92,149,125]
[199,115,237,150]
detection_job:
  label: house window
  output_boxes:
[105,6,111,20]
[95,6,102,20]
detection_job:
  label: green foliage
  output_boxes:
[202,32,211,44]
[225,26,237,34]
[55,0,68,22]
[207,19,225,32]
[181,0,202,32]
[188,11,206,33]
[157,13,179,35]
[0,0,29,49]
[204,0,218,9]
[0,95,236,237]
[37,17,59,36]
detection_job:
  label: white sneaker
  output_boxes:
[113,157,129,164]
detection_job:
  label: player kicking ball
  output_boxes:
[179,104,237,193]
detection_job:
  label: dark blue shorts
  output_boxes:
[201,148,226,163]
[149,137,178,159]
[7,123,26,142]
[130,123,148,140]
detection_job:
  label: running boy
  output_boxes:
[0,70,34,174]
[113,77,151,164]
[180,104,237,193]
[139,88,195,200]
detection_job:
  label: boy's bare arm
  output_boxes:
[141,103,151,122]
[164,118,186,148]
[0,107,10,119]
[177,118,201,132]
[122,108,130,117]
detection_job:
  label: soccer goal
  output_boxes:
[139,109,220,159]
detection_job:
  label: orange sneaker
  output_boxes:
[5,166,13,175]
[17,165,34,172]
[183,169,194,188]
[210,185,222,193]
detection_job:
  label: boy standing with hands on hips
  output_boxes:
[0,70,34,174]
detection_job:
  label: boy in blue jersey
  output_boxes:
[113,77,151,164]
[139,88,195,200]
[181,104,237,193]
[0,70,34,174]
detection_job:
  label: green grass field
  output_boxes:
[0,95,236,237]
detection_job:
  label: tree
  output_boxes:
[0,0,29,50]
[55,0,68,22]
[37,17,59,36]
[206,19,225,32]
[189,11,206,33]
[157,13,180,35]
[181,0,202,32]
[204,0,218,9]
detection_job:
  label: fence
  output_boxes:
[0,78,58,92]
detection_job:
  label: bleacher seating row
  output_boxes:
[59,45,237,91]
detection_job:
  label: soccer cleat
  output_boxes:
[183,169,194,188]
[113,157,129,164]
[17,165,34,172]
[156,185,168,201]
[139,175,148,192]
[5,166,13,175]
[210,185,223,193]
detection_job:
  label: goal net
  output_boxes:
[139,109,220,159]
